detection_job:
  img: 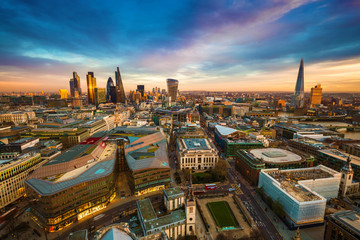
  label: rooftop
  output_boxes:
[125,131,169,171]
[164,187,184,200]
[137,198,186,232]
[183,138,209,150]
[319,149,360,166]
[250,148,302,163]
[26,158,115,196]
[331,209,360,237]
[137,198,157,221]
[264,165,339,202]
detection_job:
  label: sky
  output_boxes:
[0,0,360,93]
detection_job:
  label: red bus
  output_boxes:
[205,184,217,190]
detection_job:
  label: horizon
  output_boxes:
[0,0,360,92]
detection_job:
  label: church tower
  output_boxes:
[186,171,196,235]
[339,156,359,197]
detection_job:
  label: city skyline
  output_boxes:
[0,0,360,92]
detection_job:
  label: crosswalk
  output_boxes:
[231,183,243,195]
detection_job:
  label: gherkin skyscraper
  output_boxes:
[291,59,305,108]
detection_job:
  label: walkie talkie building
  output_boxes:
[166,78,179,102]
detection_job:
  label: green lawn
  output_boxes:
[207,201,239,228]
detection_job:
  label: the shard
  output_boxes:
[115,67,126,103]
[291,59,305,108]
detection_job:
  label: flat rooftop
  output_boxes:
[183,138,209,150]
[332,209,360,237]
[164,187,184,200]
[138,198,157,221]
[265,166,338,202]
[319,149,360,166]
[250,148,302,163]
[138,198,186,232]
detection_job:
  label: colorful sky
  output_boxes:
[0,0,360,93]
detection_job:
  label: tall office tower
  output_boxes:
[73,90,82,108]
[73,72,81,95]
[166,79,179,102]
[86,72,97,104]
[59,89,68,99]
[115,67,126,103]
[109,86,117,104]
[291,59,305,108]
[95,88,106,105]
[69,79,75,97]
[106,77,114,102]
[137,85,145,97]
[310,84,322,108]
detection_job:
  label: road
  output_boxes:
[227,162,283,240]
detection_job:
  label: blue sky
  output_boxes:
[0,0,360,92]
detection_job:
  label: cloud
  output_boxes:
[0,0,359,92]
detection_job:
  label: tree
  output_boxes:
[209,159,227,181]
[216,233,227,240]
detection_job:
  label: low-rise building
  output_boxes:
[177,137,219,170]
[236,148,314,186]
[0,137,39,153]
[317,149,360,182]
[324,209,360,240]
[214,125,263,157]
[137,187,190,240]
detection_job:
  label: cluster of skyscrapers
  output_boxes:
[69,67,127,107]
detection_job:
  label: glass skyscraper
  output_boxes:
[106,77,114,102]
[86,72,97,104]
[115,67,126,103]
[291,59,305,108]
[166,79,179,103]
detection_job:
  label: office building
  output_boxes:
[235,148,314,186]
[112,127,171,196]
[25,134,117,232]
[166,79,179,103]
[1,153,44,209]
[310,84,322,108]
[95,88,106,105]
[69,72,81,98]
[137,85,145,97]
[214,125,263,157]
[316,149,360,182]
[59,89,68,99]
[106,77,115,102]
[259,165,341,228]
[175,126,219,170]
[0,137,39,153]
[86,72,97,104]
[291,59,305,108]
[69,78,74,97]
[324,209,360,240]
[73,72,81,95]
[115,67,126,103]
